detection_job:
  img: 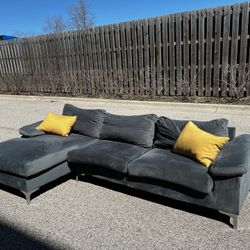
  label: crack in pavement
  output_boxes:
[0,127,17,131]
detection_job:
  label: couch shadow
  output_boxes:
[0,173,231,230]
[0,174,72,203]
[79,175,232,228]
[0,175,72,249]
[0,220,56,250]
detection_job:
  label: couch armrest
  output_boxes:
[210,134,250,177]
[19,121,45,138]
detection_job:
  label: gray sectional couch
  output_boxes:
[0,103,249,229]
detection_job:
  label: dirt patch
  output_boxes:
[1,91,250,105]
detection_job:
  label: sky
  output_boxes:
[0,0,247,36]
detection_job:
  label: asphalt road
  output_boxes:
[0,95,250,250]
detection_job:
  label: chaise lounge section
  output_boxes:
[0,134,96,203]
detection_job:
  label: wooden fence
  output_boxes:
[0,2,250,97]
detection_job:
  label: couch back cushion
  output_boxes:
[63,104,106,138]
[154,116,229,149]
[100,113,158,147]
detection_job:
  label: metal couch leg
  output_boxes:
[232,214,238,230]
[76,175,79,182]
[220,210,239,229]
[20,189,39,205]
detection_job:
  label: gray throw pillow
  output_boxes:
[154,116,229,149]
[100,113,158,147]
[63,104,106,138]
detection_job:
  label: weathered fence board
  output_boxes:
[221,6,231,97]
[198,10,205,96]
[175,13,182,96]
[205,10,213,97]
[162,16,169,96]
[183,13,190,96]
[239,2,249,97]
[0,2,249,97]
[137,20,144,95]
[143,19,150,95]
[190,12,197,96]
[169,14,176,96]
[156,17,162,96]
[213,7,222,97]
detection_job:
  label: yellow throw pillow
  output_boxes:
[173,121,229,167]
[36,112,77,136]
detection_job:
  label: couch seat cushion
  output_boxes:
[68,140,149,174]
[0,134,96,178]
[128,148,213,193]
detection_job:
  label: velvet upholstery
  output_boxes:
[2,104,250,220]
[19,121,45,137]
[210,134,250,177]
[78,170,249,215]
[228,127,236,141]
[128,148,213,194]
[0,162,71,192]
[126,174,247,214]
[62,104,106,138]
[154,117,229,149]
[68,140,149,174]
[100,113,157,147]
[0,134,96,177]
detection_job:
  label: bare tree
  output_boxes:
[43,16,68,34]
[68,0,94,30]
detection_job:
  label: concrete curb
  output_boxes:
[0,94,249,115]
